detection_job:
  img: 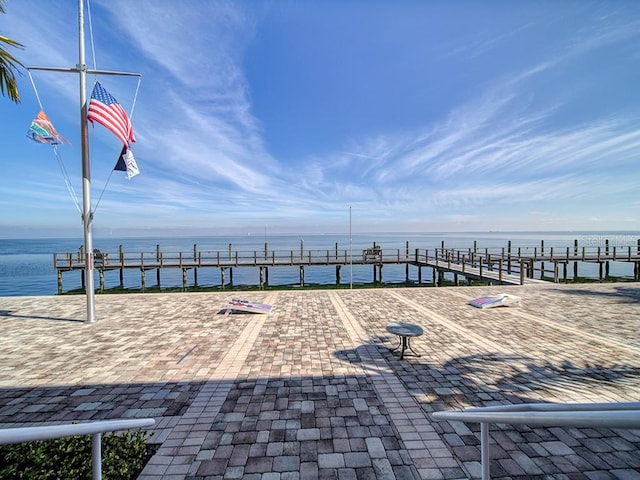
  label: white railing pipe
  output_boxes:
[432,402,640,480]
[0,418,155,480]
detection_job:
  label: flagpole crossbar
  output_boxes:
[28,66,141,77]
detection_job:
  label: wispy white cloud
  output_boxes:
[3,1,640,235]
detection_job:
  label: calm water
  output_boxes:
[1,231,638,296]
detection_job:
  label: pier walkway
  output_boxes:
[53,243,640,292]
[1,284,639,479]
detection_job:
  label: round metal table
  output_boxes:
[386,323,423,359]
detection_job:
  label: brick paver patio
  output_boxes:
[1,283,639,479]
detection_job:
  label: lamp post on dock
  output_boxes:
[349,206,353,289]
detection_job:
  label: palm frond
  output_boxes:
[0,16,25,103]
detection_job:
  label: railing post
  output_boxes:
[92,432,102,480]
[481,422,490,480]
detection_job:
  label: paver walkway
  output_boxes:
[0,283,639,479]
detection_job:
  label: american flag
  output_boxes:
[87,81,135,146]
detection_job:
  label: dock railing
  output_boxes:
[0,418,155,480]
[55,243,640,270]
[432,402,640,480]
[55,247,416,269]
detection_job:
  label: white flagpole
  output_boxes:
[30,1,140,323]
[78,0,96,323]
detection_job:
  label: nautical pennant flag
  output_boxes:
[87,81,135,146]
[26,110,69,145]
[114,145,140,179]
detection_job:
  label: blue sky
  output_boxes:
[1,0,639,238]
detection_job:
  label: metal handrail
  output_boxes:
[432,402,640,480]
[0,418,155,480]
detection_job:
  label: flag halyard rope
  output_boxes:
[86,0,141,215]
[27,70,82,215]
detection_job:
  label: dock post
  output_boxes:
[140,268,145,291]
[193,244,197,262]
[118,245,124,287]
[405,263,409,282]
[81,269,85,289]
[527,259,533,278]
[507,240,512,274]
[156,244,160,262]
[194,268,198,286]
[373,265,377,283]
[58,270,63,294]
[182,268,187,289]
[230,268,234,286]
[520,262,525,285]
[336,265,341,285]
[599,262,603,281]
[418,266,422,284]
[259,267,264,290]
[265,267,269,286]
[379,264,383,284]
[99,269,104,293]
[156,269,160,287]
[221,268,225,289]
[300,266,305,287]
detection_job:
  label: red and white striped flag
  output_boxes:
[87,81,135,146]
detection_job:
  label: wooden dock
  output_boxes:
[53,240,640,293]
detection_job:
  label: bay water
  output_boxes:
[1,231,638,296]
